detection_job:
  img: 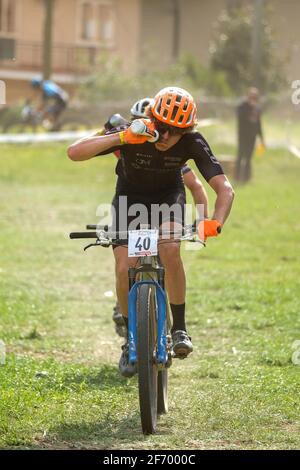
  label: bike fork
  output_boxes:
[128,280,168,365]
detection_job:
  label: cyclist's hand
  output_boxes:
[197,219,222,241]
[119,119,159,144]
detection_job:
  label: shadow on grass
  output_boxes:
[49,412,146,448]
[46,364,170,447]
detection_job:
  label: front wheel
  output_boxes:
[137,284,158,434]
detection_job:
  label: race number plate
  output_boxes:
[128,229,158,257]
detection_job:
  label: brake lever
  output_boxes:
[84,242,97,251]
[83,239,110,251]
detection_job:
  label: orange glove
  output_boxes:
[119,119,159,145]
[197,219,222,240]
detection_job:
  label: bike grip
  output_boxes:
[69,232,98,239]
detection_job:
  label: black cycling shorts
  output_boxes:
[111,188,186,248]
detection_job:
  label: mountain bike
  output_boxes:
[69,224,204,434]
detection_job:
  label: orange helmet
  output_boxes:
[151,87,197,128]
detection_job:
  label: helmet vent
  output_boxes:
[171,105,179,121]
[182,100,188,111]
[157,99,162,114]
[163,108,169,119]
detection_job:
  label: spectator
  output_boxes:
[235,87,265,182]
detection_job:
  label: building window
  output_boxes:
[79,0,115,45]
[0,0,16,34]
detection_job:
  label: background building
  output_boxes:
[0,0,299,103]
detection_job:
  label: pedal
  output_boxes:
[172,348,190,360]
[174,353,188,360]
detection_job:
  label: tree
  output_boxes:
[209,3,286,95]
[42,0,54,80]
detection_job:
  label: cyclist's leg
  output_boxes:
[158,222,193,357]
[112,191,151,376]
[158,221,186,305]
[157,188,186,306]
[45,100,66,126]
[113,246,139,377]
[113,246,138,318]
[158,221,186,317]
[111,191,150,318]
[156,185,193,357]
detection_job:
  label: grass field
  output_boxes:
[0,135,299,449]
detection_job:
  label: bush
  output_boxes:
[179,54,233,97]
[79,53,233,105]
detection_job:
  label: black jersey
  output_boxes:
[97,131,224,194]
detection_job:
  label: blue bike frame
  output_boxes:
[128,280,168,365]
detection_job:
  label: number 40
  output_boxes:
[135,237,151,251]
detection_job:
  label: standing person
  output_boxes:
[30,78,69,129]
[235,87,265,182]
[68,87,234,377]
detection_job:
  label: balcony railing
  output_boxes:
[0,40,111,74]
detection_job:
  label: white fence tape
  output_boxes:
[0,120,299,160]
[0,129,96,144]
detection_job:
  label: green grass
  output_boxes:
[0,138,300,449]
[202,114,300,147]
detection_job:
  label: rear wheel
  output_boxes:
[137,284,158,434]
[157,302,171,414]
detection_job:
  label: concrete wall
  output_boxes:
[19,0,43,41]
[269,0,300,81]
[140,0,174,68]
[139,0,227,68]
[179,0,225,65]
[115,0,141,74]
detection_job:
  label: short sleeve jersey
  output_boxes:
[97,131,224,194]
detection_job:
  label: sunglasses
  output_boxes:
[154,121,184,136]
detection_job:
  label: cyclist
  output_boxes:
[98,98,210,337]
[30,78,69,128]
[68,86,235,377]
[100,98,209,219]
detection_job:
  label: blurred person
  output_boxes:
[68,86,234,377]
[235,87,265,182]
[97,98,209,337]
[29,78,69,129]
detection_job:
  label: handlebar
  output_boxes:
[70,232,98,239]
[69,225,205,249]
